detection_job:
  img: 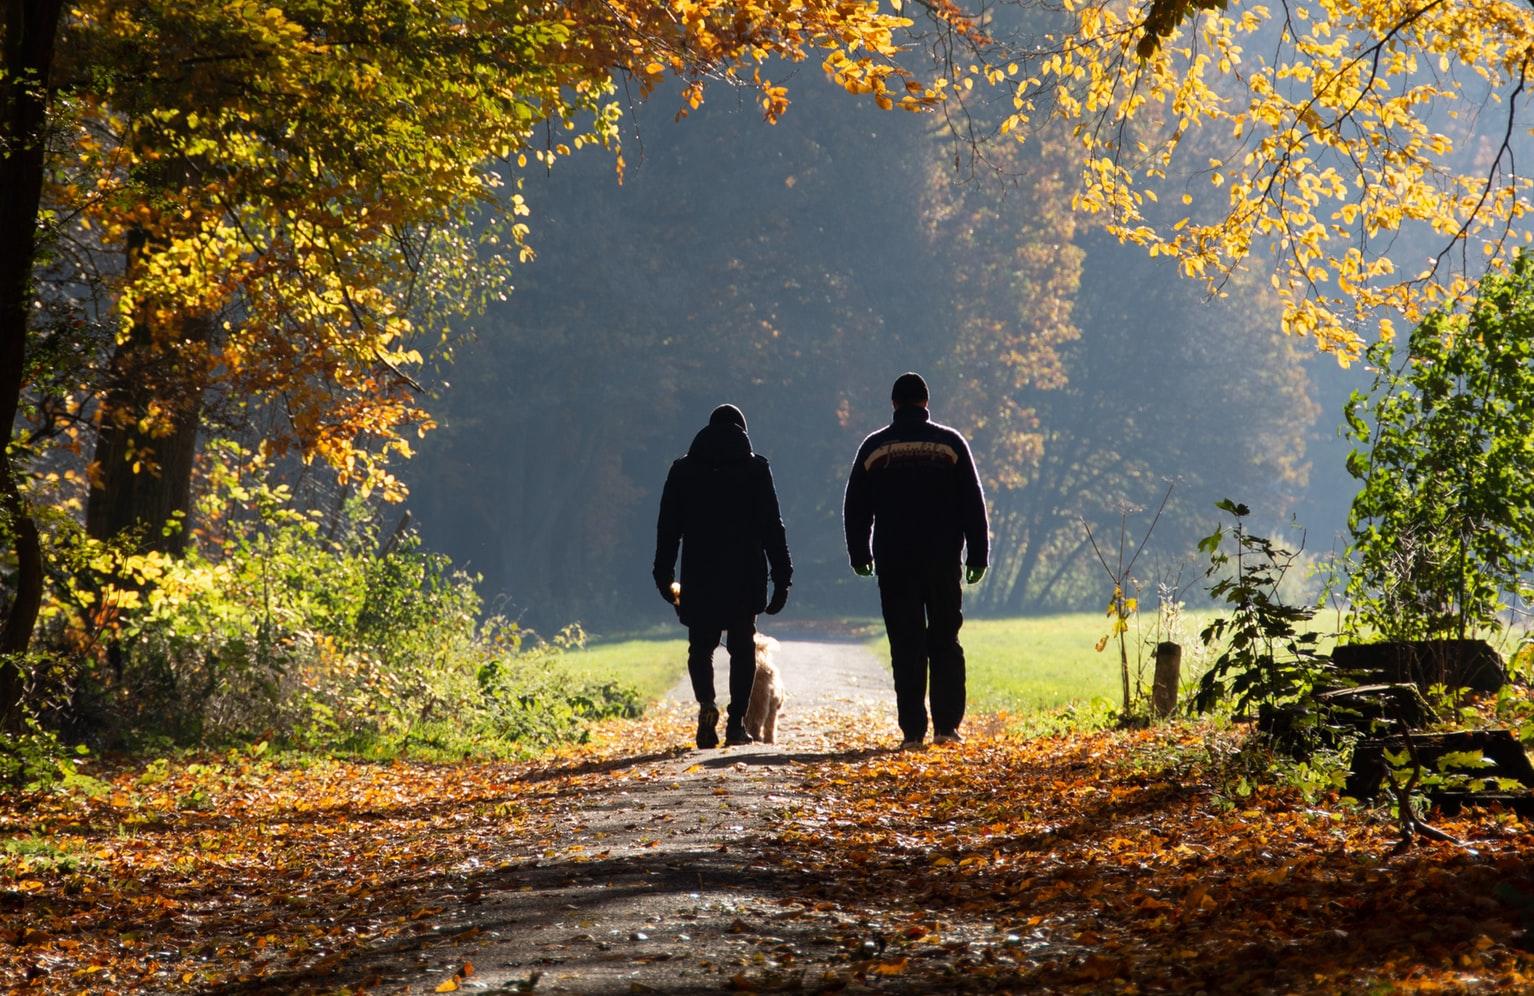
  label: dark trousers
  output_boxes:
[878,562,965,740]
[687,620,757,724]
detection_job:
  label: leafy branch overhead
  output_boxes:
[938,0,1534,359]
[48,0,935,497]
[1137,0,1231,58]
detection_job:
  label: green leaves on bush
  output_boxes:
[1343,252,1534,641]
[56,441,642,755]
[1194,500,1330,715]
[0,721,104,794]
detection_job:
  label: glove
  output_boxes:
[657,577,679,605]
[965,565,987,585]
[765,583,789,615]
[853,562,874,577]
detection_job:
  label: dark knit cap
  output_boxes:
[891,372,929,406]
[709,404,748,431]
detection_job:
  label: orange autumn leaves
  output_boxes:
[983,0,1534,359]
[0,728,657,992]
[6,712,1534,992]
[583,0,938,121]
[772,725,1534,991]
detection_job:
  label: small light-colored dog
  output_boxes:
[744,633,785,744]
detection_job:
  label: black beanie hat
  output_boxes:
[891,372,929,406]
[709,404,747,431]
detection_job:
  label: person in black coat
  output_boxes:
[844,373,989,748]
[654,404,792,748]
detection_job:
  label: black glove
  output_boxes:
[765,582,789,615]
[656,576,677,605]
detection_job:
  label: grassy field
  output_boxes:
[557,636,688,704]
[956,611,1217,715]
[565,610,1222,714]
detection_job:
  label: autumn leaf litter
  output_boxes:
[5,677,1534,992]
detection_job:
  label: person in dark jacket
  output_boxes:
[654,404,792,748]
[844,373,988,748]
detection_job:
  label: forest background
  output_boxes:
[407,71,1349,632]
[4,0,1532,756]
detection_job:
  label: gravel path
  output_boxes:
[663,630,894,715]
[343,639,913,995]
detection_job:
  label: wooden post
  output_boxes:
[1152,642,1182,718]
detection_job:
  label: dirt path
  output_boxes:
[662,630,894,712]
[351,637,913,994]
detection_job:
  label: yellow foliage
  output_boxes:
[960,0,1534,359]
[51,0,937,499]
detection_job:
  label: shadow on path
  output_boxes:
[695,746,889,768]
[516,746,693,785]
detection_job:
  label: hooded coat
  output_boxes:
[653,422,792,628]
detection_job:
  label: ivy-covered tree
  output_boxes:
[0,0,68,726]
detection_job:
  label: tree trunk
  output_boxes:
[0,447,42,724]
[85,237,209,554]
[85,345,206,553]
[0,0,67,730]
[1003,518,1047,612]
[1015,533,1091,614]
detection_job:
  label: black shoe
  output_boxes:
[724,721,755,747]
[696,703,719,749]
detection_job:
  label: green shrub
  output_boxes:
[1194,500,1331,716]
[45,441,638,756]
[1343,253,1534,641]
[0,721,105,794]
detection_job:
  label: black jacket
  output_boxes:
[653,423,792,627]
[843,406,989,572]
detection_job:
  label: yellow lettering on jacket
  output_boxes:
[863,440,959,471]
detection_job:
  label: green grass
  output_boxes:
[890,610,1222,715]
[566,611,1232,717]
[3,835,96,876]
[565,612,1222,715]
[557,636,689,705]
[961,613,1125,713]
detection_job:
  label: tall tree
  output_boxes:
[59,0,932,524]
[0,0,67,728]
[1344,254,1534,641]
[975,234,1320,613]
[922,125,1085,513]
[0,0,936,723]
